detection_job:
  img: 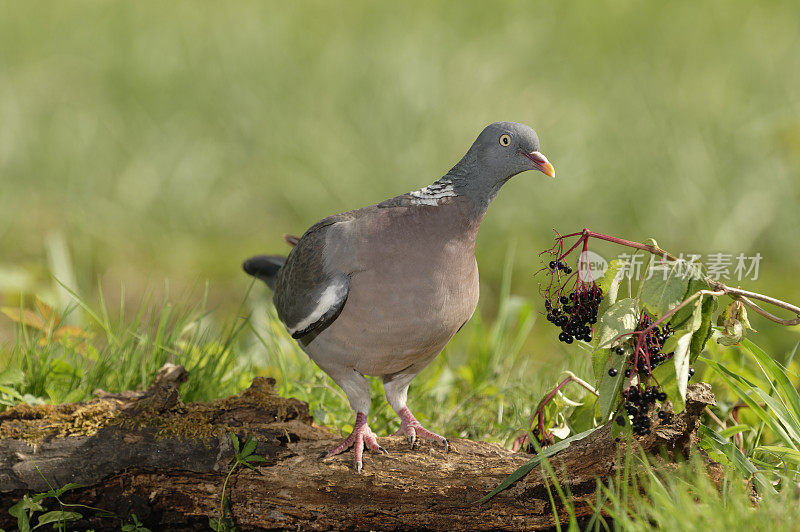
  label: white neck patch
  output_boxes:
[408,180,457,206]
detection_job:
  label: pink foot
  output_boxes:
[324,412,387,473]
[396,407,449,452]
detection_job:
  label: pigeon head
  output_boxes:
[446,121,555,213]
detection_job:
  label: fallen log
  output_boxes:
[0,364,716,530]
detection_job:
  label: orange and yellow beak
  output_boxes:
[524,151,555,178]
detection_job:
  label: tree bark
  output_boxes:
[0,364,716,531]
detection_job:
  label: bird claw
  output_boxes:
[322,412,385,472]
[397,407,449,452]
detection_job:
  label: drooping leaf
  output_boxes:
[716,323,743,346]
[689,295,716,361]
[639,261,689,317]
[716,300,753,346]
[674,332,693,402]
[674,298,703,402]
[479,427,600,503]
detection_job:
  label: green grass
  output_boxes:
[595,454,800,532]
[2,274,800,529]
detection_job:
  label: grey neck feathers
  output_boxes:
[443,147,507,219]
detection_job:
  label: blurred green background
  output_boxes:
[1,0,799,355]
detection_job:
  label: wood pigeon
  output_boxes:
[244,121,555,472]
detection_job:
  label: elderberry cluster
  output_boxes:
[616,386,669,435]
[545,284,603,344]
[608,313,690,436]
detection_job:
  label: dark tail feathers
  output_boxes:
[242,255,286,290]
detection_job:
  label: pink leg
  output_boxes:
[324,412,387,473]
[396,407,449,452]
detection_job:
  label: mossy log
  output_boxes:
[0,364,716,531]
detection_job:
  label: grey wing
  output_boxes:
[272,213,355,339]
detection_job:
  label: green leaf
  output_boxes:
[0,384,25,401]
[230,433,240,455]
[674,331,693,402]
[597,352,628,420]
[689,295,715,361]
[755,445,800,466]
[240,436,257,459]
[596,259,624,318]
[652,357,685,413]
[597,259,623,296]
[8,494,43,532]
[592,350,606,383]
[741,338,800,426]
[639,261,689,317]
[595,298,638,349]
[670,278,708,329]
[717,424,751,439]
[698,425,775,494]
[33,511,82,529]
[703,358,799,449]
[34,483,83,503]
[0,367,24,386]
[565,402,597,434]
[673,298,703,402]
[716,321,743,346]
[479,427,600,503]
[244,455,266,463]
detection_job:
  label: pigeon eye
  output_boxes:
[499,134,511,147]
